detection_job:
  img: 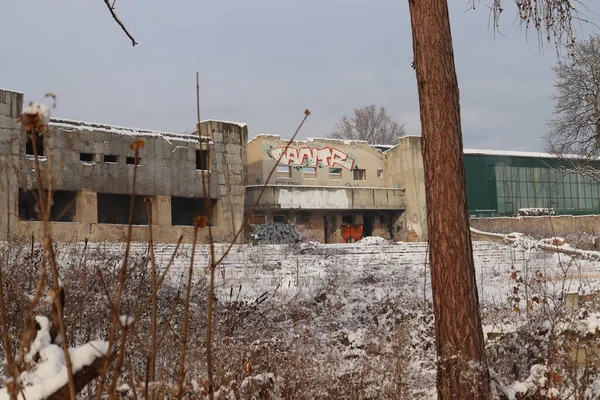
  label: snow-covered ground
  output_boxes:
[44,236,600,398]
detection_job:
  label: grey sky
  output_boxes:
[1,1,598,151]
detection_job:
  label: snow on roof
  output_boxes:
[200,119,247,128]
[463,148,588,160]
[0,88,24,94]
[304,137,369,145]
[372,144,394,152]
[49,118,199,143]
[249,134,373,147]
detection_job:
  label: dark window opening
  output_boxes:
[296,213,309,224]
[171,197,216,226]
[19,189,76,222]
[248,214,265,225]
[126,157,141,166]
[97,193,148,225]
[196,149,209,171]
[273,215,288,224]
[104,155,119,163]
[353,169,366,181]
[18,189,39,221]
[379,215,388,224]
[25,131,44,156]
[80,153,95,162]
[342,215,354,225]
[51,191,77,222]
[363,216,374,237]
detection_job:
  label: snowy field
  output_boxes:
[6,235,596,399]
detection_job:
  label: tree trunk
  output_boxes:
[407,1,491,398]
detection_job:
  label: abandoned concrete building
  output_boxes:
[5,88,596,245]
[245,135,427,243]
[0,89,247,243]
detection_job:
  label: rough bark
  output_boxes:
[407,0,490,398]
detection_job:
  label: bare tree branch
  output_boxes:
[545,34,600,178]
[103,0,138,47]
[486,0,594,52]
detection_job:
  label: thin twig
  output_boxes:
[0,253,17,399]
[145,198,158,398]
[176,225,199,399]
[31,129,77,399]
[131,236,183,326]
[195,74,216,399]
[214,109,311,266]
[102,0,138,46]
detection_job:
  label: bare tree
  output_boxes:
[329,105,406,145]
[408,0,580,398]
[546,34,600,181]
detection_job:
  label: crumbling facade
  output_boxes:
[0,89,247,243]
[245,135,427,243]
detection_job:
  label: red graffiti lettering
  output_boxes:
[269,146,354,170]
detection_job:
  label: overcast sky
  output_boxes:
[1,1,598,151]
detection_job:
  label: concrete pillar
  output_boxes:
[0,89,24,240]
[391,136,428,241]
[153,195,171,227]
[76,190,98,224]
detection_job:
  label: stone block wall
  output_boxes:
[470,215,600,246]
[0,89,248,244]
[0,89,23,240]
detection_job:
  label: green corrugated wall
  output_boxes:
[464,153,600,216]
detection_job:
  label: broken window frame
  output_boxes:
[353,169,366,181]
[196,149,209,171]
[273,215,288,224]
[25,130,44,157]
[18,188,76,222]
[97,193,148,225]
[276,165,292,179]
[342,215,355,225]
[302,167,317,180]
[104,154,120,164]
[171,196,215,226]
[80,153,95,162]
[126,156,142,166]
[295,213,309,224]
[329,168,342,180]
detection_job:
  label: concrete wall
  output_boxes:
[385,136,428,241]
[0,89,247,243]
[247,135,389,187]
[245,134,428,243]
[245,185,405,210]
[470,215,600,241]
[248,210,396,243]
[20,118,221,198]
[0,89,23,240]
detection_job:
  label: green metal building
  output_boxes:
[464,149,600,216]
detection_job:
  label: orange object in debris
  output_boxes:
[341,223,363,242]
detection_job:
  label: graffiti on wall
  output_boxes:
[341,223,363,243]
[267,146,355,170]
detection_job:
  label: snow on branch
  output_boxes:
[0,316,108,400]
